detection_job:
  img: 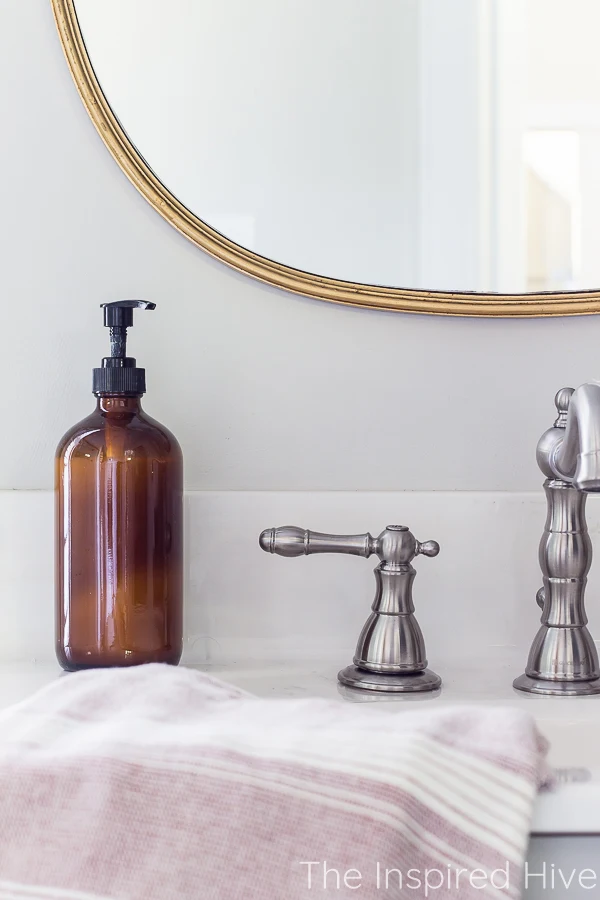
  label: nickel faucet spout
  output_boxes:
[551,381,600,491]
[515,384,600,696]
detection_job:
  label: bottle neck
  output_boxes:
[96,395,143,414]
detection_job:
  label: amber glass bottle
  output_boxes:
[55,301,183,670]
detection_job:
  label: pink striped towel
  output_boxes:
[0,664,549,900]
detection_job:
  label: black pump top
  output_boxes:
[93,300,156,396]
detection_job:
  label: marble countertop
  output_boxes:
[1,658,598,836]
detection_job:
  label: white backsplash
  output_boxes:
[5,489,600,668]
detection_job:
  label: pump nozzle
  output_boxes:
[101,300,156,359]
[93,300,156,396]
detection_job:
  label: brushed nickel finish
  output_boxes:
[515,384,600,696]
[259,524,441,693]
[338,666,441,693]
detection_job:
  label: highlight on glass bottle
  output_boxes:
[55,301,183,670]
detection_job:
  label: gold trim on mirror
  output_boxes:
[52,0,600,317]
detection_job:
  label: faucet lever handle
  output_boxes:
[259,524,440,567]
[259,526,374,558]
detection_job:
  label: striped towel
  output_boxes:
[0,665,548,900]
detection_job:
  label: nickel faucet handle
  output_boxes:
[259,526,374,558]
[259,524,441,694]
[259,524,439,566]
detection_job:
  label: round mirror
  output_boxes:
[53,0,600,315]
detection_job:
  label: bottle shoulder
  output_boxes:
[56,406,182,461]
[56,410,103,453]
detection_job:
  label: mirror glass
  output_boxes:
[75,0,600,294]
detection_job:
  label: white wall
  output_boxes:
[3,0,600,494]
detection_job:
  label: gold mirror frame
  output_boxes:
[52,0,600,317]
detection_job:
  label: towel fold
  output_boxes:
[0,664,549,900]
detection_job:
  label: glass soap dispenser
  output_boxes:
[55,301,183,670]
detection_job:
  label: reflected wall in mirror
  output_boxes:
[53,0,600,315]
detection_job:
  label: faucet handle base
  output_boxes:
[513,673,600,696]
[338,665,441,694]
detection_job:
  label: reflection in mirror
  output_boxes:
[525,131,580,292]
[74,0,600,294]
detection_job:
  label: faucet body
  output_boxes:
[514,385,600,695]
